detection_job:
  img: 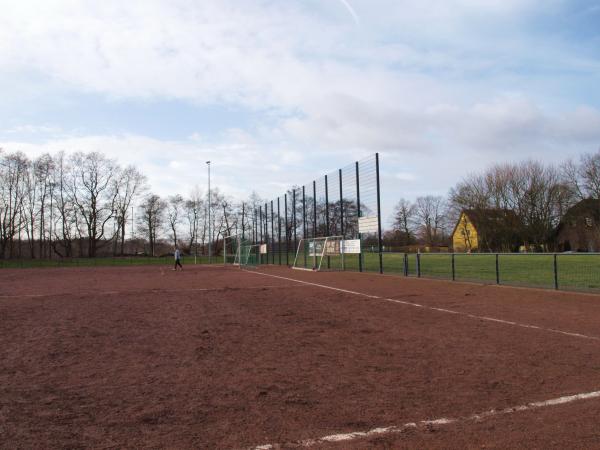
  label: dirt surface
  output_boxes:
[2,264,600,449]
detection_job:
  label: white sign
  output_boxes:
[342,239,361,254]
[324,240,341,255]
[359,216,379,234]
[260,244,267,254]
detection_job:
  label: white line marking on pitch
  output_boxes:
[247,270,600,342]
[253,390,600,448]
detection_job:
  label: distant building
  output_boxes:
[451,209,521,252]
[556,199,600,252]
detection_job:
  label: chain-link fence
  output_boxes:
[251,154,384,272]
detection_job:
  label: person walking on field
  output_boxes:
[174,247,183,271]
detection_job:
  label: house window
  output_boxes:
[585,217,593,228]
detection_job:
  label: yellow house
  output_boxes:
[452,211,478,252]
[451,209,521,253]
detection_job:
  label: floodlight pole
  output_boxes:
[207,161,211,263]
[194,208,197,265]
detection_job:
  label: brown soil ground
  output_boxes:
[2,264,600,449]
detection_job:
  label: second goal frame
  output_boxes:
[292,236,345,271]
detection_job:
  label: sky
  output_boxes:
[1,0,599,226]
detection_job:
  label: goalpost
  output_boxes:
[292,236,345,271]
[223,234,242,265]
[224,235,262,267]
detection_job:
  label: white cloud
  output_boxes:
[0,131,326,202]
[0,0,598,215]
[3,124,62,134]
[396,172,417,181]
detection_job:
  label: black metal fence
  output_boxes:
[376,252,600,293]
[250,154,383,272]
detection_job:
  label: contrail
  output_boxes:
[337,0,360,26]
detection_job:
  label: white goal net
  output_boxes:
[223,234,242,265]
[240,244,261,267]
[292,236,345,271]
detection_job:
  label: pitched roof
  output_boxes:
[555,198,600,236]
[452,208,520,237]
[562,198,600,220]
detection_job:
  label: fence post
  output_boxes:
[325,175,330,269]
[259,206,262,244]
[451,253,455,281]
[554,253,559,290]
[496,253,500,284]
[356,161,362,273]
[339,169,345,271]
[417,253,421,278]
[264,203,268,265]
[293,189,297,260]
[325,175,330,236]
[404,252,408,276]
[259,206,263,264]
[284,194,289,266]
[375,153,383,274]
[339,169,344,237]
[277,197,282,265]
[312,180,317,238]
[302,186,307,268]
[241,202,245,241]
[271,200,275,265]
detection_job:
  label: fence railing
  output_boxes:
[252,250,600,293]
[375,252,600,293]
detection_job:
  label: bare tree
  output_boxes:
[392,198,416,245]
[0,151,29,258]
[562,150,600,200]
[34,154,54,258]
[52,152,76,257]
[138,194,166,256]
[166,194,184,247]
[184,186,204,253]
[23,157,38,258]
[68,152,118,257]
[114,165,147,255]
[413,196,447,246]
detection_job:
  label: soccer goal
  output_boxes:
[223,234,242,265]
[292,236,345,271]
[239,243,261,267]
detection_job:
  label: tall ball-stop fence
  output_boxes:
[248,154,384,273]
[241,153,600,294]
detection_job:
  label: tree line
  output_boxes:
[0,149,260,259]
[3,148,599,258]
[389,150,600,251]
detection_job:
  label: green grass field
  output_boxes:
[289,251,600,292]
[377,252,600,291]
